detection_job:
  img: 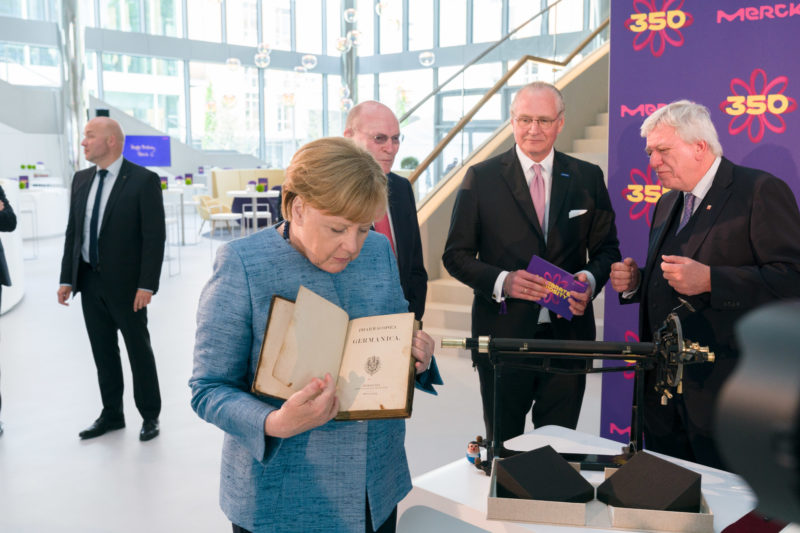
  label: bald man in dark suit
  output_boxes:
[58,117,166,442]
[344,101,428,321]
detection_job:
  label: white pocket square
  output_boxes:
[569,209,588,219]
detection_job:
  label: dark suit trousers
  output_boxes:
[78,261,161,420]
[0,286,3,416]
[475,324,586,443]
[642,373,726,470]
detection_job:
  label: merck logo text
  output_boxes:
[620,103,666,117]
[717,4,800,23]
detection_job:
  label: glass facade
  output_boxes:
[101,0,142,32]
[102,53,184,138]
[190,61,258,155]
[145,0,181,37]
[226,0,257,46]
[0,42,60,86]
[187,0,221,42]
[1,0,608,183]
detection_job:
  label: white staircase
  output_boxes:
[424,272,473,358]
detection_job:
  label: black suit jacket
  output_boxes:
[59,158,166,298]
[443,147,620,354]
[0,184,17,288]
[625,157,800,428]
[387,172,428,320]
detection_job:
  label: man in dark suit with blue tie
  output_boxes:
[610,100,800,469]
[344,101,428,321]
[443,82,620,444]
[57,117,166,441]
[0,183,17,436]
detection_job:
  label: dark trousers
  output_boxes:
[78,261,160,420]
[0,286,3,416]
[643,383,726,470]
[231,499,397,533]
[475,324,586,443]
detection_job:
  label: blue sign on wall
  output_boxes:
[123,135,171,167]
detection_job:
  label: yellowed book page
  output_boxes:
[272,286,349,389]
[336,312,415,413]
[253,297,296,397]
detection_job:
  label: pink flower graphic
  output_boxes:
[718,69,797,143]
[623,331,639,379]
[541,271,568,305]
[621,165,665,228]
[624,0,694,58]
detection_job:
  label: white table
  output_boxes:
[397,426,763,533]
[163,184,206,245]
[226,189,279,234]
[17,186,69,239]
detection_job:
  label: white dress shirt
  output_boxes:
[81,155,123,263]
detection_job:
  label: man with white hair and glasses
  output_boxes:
[443,81,620,446]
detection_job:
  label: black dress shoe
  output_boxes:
[140,419,159,441]
[79,417,125,439]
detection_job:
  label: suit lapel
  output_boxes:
[645,190,681,276]
[387,173,403,228]
[683,158,733,259]
[548,152,571,244]
[100,159,130,232]
[74,167,95,236]
[501,148,543,238]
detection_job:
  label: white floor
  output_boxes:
[0,225,601,532]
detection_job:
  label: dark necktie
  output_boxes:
[89,169,108,268]
[677,192,696,234]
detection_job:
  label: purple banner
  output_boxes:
[602,0,800,443]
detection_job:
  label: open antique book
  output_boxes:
[252,285,416,420]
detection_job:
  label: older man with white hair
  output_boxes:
[611,100,800,469]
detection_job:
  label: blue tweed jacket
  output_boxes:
[190,227,438,532]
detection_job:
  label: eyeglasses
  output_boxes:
[512,114,562,130]
[361,131,404,145]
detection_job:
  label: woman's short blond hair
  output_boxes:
[282,137,388,224]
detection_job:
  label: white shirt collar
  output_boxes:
[515,145,555,184]
[689,156,721,202]
[100,155,124,178]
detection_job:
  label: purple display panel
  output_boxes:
[123,135,172,167]
[602,0,800,443]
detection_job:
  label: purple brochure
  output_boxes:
[526,255,588,320]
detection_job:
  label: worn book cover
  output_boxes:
[526,255,588,320]
[252,285,416,420]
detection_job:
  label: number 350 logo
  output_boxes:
[626,184,670,204]
[622,165,670,227]
[624,2,694,58]
[723,94,791,116]
[628,10,688,32]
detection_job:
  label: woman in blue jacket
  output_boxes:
[190,137,441,533]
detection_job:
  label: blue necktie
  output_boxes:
[677,193,696,234]
[89,169,108,268]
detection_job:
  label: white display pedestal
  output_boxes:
[398,426,761,533]
[17,185,68,239]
